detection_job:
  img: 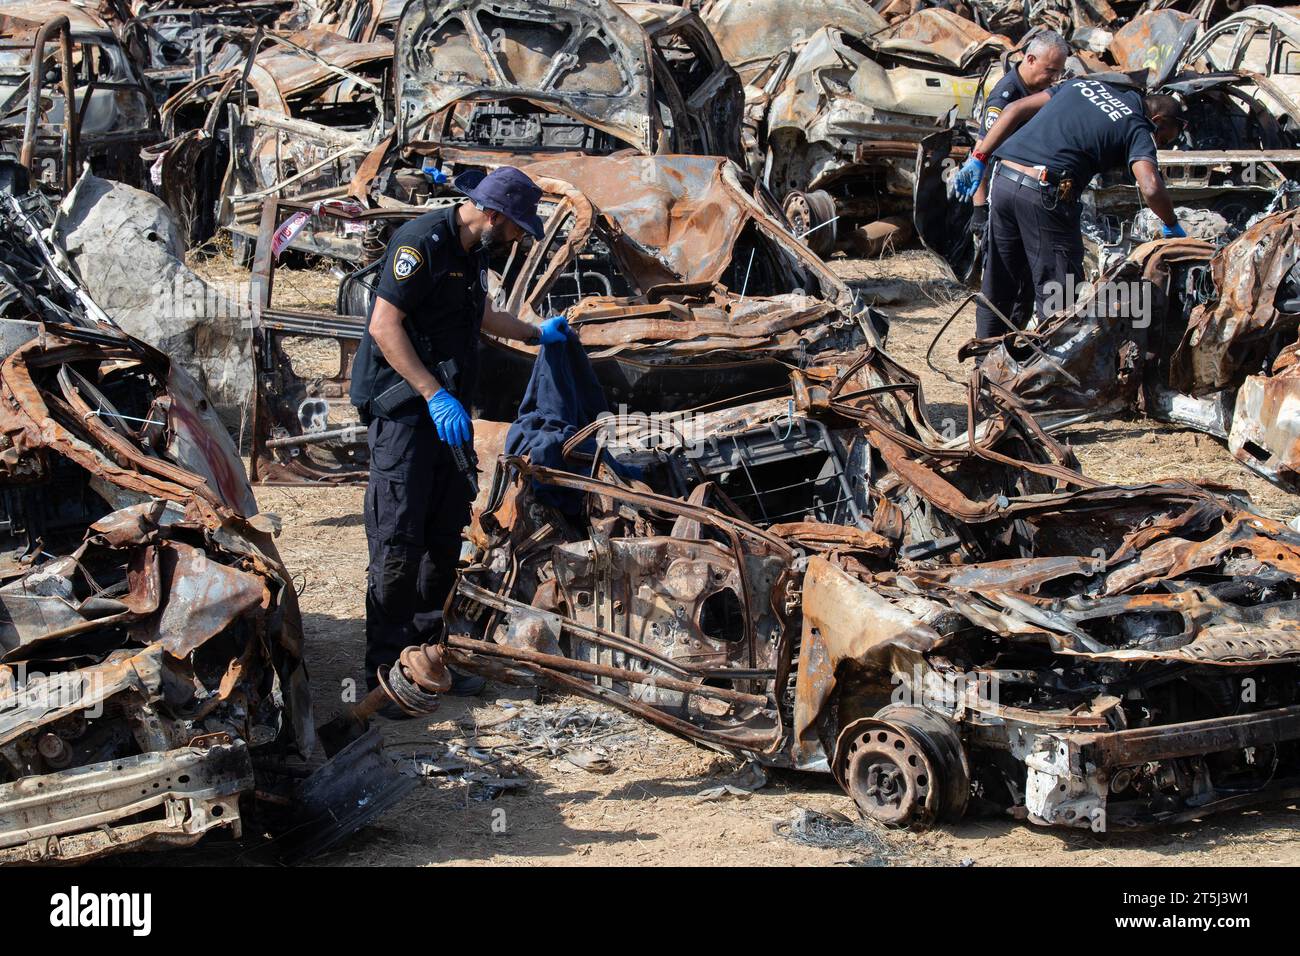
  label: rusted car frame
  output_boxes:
[439,353,1300,831]
[242,154,884,484]
[0,165,409,864]
[0,2,159,194]
[739,9,1008,256]
[148,24,392,250]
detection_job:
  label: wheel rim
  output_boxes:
[843,725,935,827]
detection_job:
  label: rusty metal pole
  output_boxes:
[58,21,77,194]
[19,17,78,191]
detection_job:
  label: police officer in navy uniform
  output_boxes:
[955,77,1188,339]
[350,166,569,700]
[968,32,1070,246]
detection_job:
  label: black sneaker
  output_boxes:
[446,667,486,697]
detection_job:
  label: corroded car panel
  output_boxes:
[437,350,1300,831]
[0,169,412,864]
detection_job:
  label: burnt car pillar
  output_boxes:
[15,16,79,195]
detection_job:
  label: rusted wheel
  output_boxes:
[782,189,837,258]
[832,706,969,829]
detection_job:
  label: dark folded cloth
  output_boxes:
[505,330,609,512]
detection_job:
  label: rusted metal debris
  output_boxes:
[6,0,1300,851]
[975,206,1300,492]
[732,6,1009,257]
[0,164,411,865]
[243,153,885,484]
[0,2,159,195]
[421,350,1300,832]
[143,0,745,257]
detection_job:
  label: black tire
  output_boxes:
[782,189,838,259]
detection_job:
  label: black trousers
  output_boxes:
[975,172,1085,339]
[363,415,472,688]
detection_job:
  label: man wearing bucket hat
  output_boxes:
[350,165,569,703]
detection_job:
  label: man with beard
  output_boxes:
[967,32,1070,252]
[350,166,565,704]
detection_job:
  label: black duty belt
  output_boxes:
[995,164,1050,190]
[994,163,1078,205]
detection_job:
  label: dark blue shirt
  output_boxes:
[980,65,1030,133]
[995,78,1159,185]
[350,207,487,424]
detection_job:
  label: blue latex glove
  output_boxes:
[1160,222,1187,239]
[426,389,472,446]
[953,156,987,201]
[539,315,570,344]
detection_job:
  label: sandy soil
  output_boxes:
[173,249,1299,867]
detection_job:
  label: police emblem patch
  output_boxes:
[393,245,423,281]
[983,106,1002,131]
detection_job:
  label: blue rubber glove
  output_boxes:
[426,389,472,446]
[539,315,570,344]
[1160,222,1187,239]
[954,156,987,201]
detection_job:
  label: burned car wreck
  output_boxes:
[975,209,1300,492]
[743,8,1009,257]
[0,167,410,864]
[0,1,159,196]
[245,154,883,484]
[151,0,746,261]
[427,350,1300,832]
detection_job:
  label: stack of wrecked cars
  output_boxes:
[706,0,1010,257]
[244,153,883,484]
[5,0,1299,860]
[0,162,412,865]
[147,0,745,260]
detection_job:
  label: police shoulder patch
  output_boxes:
[393,245,423,281]
[983,106,1002,131]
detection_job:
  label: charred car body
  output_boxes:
[0,163,410,864]
[0,1,159,195]
[978,208,1300,492]
[245,153,884,484]
[150,25,392,251]
[436,351,1300,832]
[729,6,1009,257]
[149,0,745,261]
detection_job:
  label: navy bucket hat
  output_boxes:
[454,167,545,240]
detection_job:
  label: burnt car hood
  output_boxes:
[868,8,1011,71]
[700,0,889,82]
[235,27,393,99]
[394,0,656,153]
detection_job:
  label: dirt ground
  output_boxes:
[184,248,1300,867]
